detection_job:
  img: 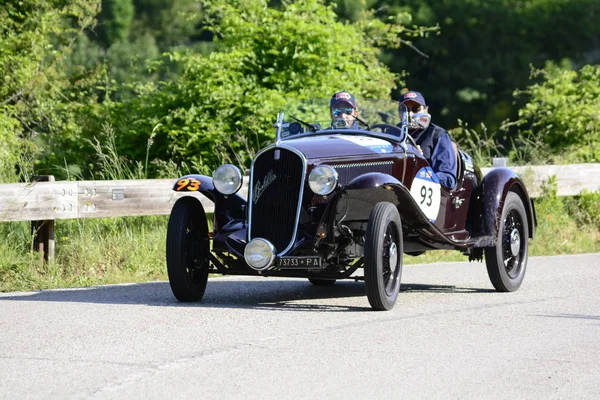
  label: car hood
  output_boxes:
[281,134,395,160]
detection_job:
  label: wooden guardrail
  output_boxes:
[0,178,236,223]
[1,164,598,223]
[1,164,599,260]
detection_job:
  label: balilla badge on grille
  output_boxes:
[253,170,277,204]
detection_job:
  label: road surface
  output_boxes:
[1,253,599,399]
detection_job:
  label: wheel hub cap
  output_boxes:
[388,242,398,272]
[510,228,520,256]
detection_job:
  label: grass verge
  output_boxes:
[1,189,599,291]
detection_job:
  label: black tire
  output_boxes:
[485,192,529,292]
[308,278,337,286]
[166,197,210,302]
[364,202,403,311]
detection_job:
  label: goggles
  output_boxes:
[332,107,355,117]
[400,104,423,114]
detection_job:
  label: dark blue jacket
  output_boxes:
[411,123,457,189]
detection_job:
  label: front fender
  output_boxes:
[344,172,401,191]
[474,168,536,240]
[333,173,404,222]
[172,174,247,231]
[320,172,457,247]
[172,174,217,201]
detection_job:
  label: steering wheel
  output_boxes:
[370,123,402,136]
[406,134,418,148]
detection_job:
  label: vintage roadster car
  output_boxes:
[166,99,536,311]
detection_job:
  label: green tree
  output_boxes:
[111,0,427,174]
[372,0,600,133]
[325,0,375,21]
[97,0,134,47]
[509,63,600,164]
[0,0,102,181]
[132,0,202,51]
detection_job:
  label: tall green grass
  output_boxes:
[0,217,169,291]
[2,185,599,290]
[406,178,600,264]
[0,123,176,291]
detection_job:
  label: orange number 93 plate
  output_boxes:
[175,178,201,191]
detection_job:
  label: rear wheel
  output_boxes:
[166,197,210,301]
[364,202,403,311]
[485,192,529,292]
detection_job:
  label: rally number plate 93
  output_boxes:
[277,256,322,269]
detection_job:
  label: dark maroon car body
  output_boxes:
[167,108,536,310]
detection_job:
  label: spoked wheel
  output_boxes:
[308,278,336,286]
[364,202,403,311]
[166,197,210,301]
[485,192,529,292]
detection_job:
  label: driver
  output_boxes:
[399,91,457,189]
[330,91,361,129]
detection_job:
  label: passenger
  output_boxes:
[399,91,457,189]
[330,91,361,129]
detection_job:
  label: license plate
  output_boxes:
[277,256,322,268]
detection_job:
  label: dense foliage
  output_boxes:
[1,0,599,290]
[0,0,102,181]
[510,63,600,164]
[128,0,425,173]
[371,0,600,132]
[1,0,599,181]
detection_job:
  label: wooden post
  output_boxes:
[31,175,55,262]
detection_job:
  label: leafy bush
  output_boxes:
[110,0,431,174]
[449,120,503,166]
[371,0,600,133]
[509,63,600,164]
[0,0,106,181]
[564,190,600,230]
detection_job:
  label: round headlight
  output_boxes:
[309,165,338,195]
[213,164,242,195]
[244,238,276,271]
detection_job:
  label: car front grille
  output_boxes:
[249,146,306,255]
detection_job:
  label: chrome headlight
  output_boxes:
[244,238,276,271]
[309,165,338,195]
[213,164,242,195]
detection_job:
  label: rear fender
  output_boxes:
[473,168,536,240]
[172,174,247,231]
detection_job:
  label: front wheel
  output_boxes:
[364,202,403,311]
[166,197,210,302]
[485,192,529,292]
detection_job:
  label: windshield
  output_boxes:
[277,98,406,142]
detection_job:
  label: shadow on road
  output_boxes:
[532,313,600,321]
[401,283,495,294]
[0,278,493,312]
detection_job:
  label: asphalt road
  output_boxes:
[1,253,599,399]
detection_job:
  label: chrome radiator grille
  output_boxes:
[334,161,394,185]
[248,147,306,255]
